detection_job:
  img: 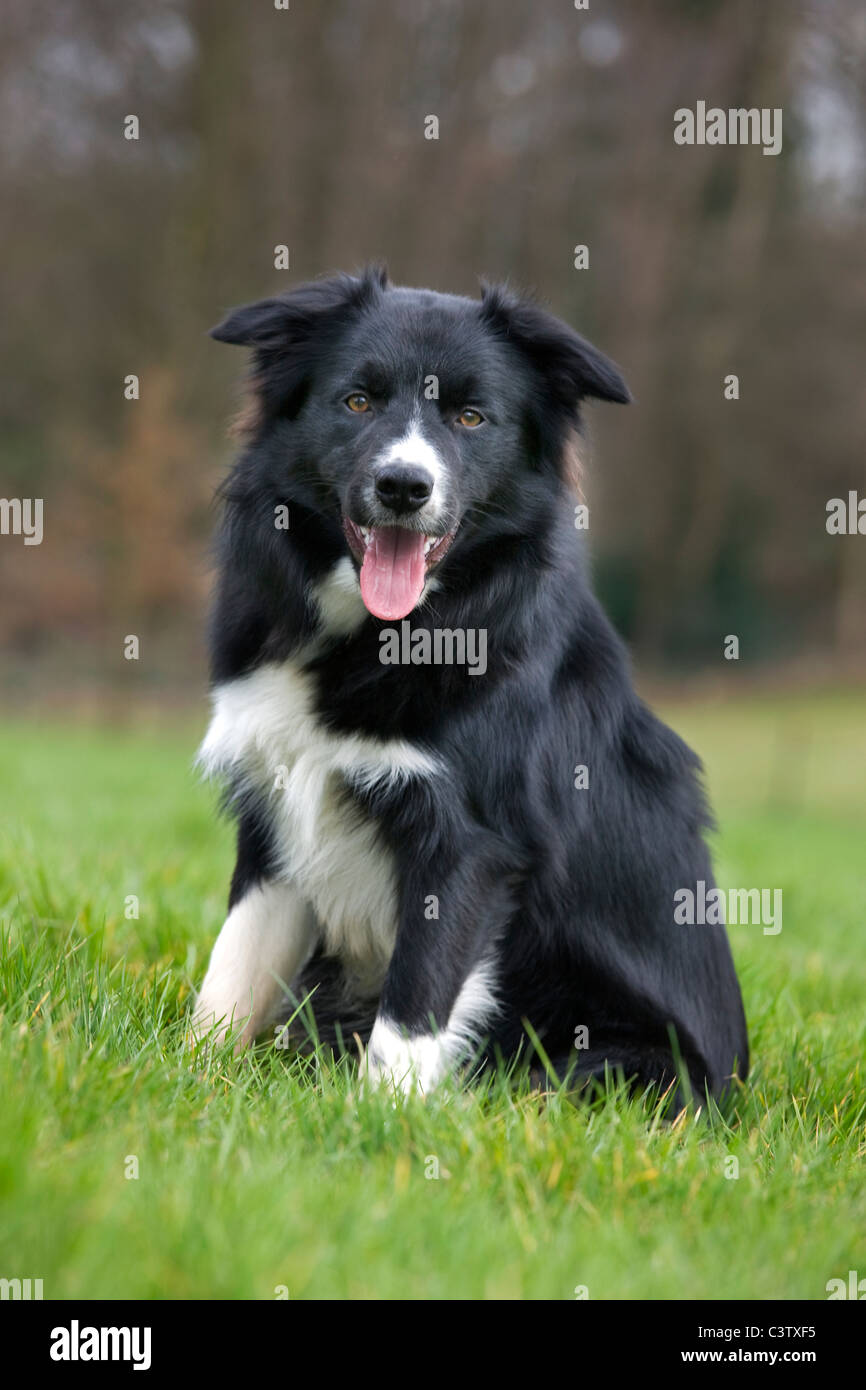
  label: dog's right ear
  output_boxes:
[210,298,297,347]
[209,265,389,424]
[210,264,389,347]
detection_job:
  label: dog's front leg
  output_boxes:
[363,852,512,1095]
[192,879,316,1051]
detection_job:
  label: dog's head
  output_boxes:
[212,265,629,620]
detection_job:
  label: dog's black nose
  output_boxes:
[375,465,434,515]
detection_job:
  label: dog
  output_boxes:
[193,264,748,1104]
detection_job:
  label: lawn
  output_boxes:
[0,690,863,1300]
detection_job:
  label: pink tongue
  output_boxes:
[360,527,427,620]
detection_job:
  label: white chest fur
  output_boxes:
[198,661,440,987]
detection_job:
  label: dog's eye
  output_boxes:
[345,393,371,413]
[457,408,484,428]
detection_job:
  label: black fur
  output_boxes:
[206,266,748,1103]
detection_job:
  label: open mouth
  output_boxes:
[342,519,457,620]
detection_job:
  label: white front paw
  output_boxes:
[362,1019,446,1095]
[189,991,254,1056]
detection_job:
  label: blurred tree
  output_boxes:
[0,0,864,692]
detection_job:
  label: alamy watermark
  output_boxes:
[1,1276,43,1299]
[674,880,782,935]
[379,620,487,676]
[674,102,782,157]
[50,1320,151,1371]
[826,1270,866,1299]
[0,497,42,545]
[826,491,866,534]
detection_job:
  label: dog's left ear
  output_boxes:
[479,283,631,410]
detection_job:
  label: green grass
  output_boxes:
[0,690,864,1300]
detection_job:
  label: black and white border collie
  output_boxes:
[193,265,748,1105]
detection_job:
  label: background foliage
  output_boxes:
[1,0,865,698]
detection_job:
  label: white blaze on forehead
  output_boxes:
[373,414,445,498]
[370,420,445,526]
